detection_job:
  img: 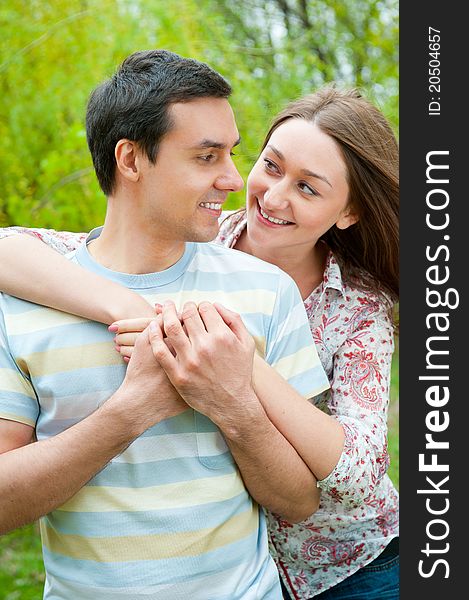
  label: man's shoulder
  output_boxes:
[194,241,284,275]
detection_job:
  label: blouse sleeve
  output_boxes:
[0,227,86,255]
[316,299,395,508]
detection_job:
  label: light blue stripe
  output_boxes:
[87,454,236,487]
[46,492,251,536]
[0,351,19,368]
[193,412,218,433]
[33,364,126,395]
[0,294,41,315]
[42,543,279,600]
[0,390,38,422]
[269,323,317,360]
[140,409,197,436]
[41,528,263,587]
[9,321,112,350]
[268,278,307,329]
[286,365,330,396]
[35,406,197,438]
[275,300,312,333]
[144,269,282,293]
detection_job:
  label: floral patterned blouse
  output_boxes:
[1,215,399,599]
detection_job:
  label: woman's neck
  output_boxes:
[235,230,328,300]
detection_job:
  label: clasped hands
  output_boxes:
[113,300,256,427]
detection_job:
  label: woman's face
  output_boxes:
[245,119,357,254]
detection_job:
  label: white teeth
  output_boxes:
[260,206,291,225]
[200,202,222,210]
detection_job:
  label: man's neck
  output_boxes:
[88,202,185,274]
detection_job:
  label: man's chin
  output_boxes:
[187,227,219,243]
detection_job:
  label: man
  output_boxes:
[0,50,329,599]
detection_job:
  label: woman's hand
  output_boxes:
[110,317,155,360]
[111,305,181,360]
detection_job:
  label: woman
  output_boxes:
[0,86,399,599]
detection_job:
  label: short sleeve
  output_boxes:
[0,300,38,427]
[265,271,330,399]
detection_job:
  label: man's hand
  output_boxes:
[147,301,256,429]
[120,318,188,427]
[110,304,321,522]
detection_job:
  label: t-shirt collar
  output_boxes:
[74,226,196,289]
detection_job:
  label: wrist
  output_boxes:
[215,388,270,442]
[108,295,155,324]
[103,383,156,437]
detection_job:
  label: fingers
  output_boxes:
[180,301,207,339]
[197,301,226,333]
[115,332,139,347]
[118,345,133,359]
[164,338,177,357]
[213,302,251,343]
[109,318,154,334]
[162,301,191,354]
[148,320,177,372]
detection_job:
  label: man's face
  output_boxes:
[137,97,244,243]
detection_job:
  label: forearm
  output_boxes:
[0,236,154,323]
[252,354,345,481]
[216,390,320,523]
[0,385,153,534]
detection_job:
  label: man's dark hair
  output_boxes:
[86,49,232,196]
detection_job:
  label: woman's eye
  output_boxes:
[298,182,318,196]
[264,158,280,173]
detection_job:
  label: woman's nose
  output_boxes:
[263,186,289,210]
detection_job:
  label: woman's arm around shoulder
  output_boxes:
[0,227,153,323]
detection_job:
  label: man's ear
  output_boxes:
[336,207,359,230]
[115,139,140,183]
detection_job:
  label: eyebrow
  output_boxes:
[266,144,332,188]
[191,137,241,150]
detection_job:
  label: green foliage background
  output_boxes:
[0,1,398,597]
[1,0,398,230]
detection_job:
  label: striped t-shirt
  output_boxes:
[0,229,329,599]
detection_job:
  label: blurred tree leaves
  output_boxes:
[0,0,397,230]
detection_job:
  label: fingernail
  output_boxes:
[108,324,118,332]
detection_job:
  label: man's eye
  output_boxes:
[199,154,215,162]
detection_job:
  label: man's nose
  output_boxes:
[215,160,244,192]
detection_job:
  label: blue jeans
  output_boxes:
[281,538,399,600]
